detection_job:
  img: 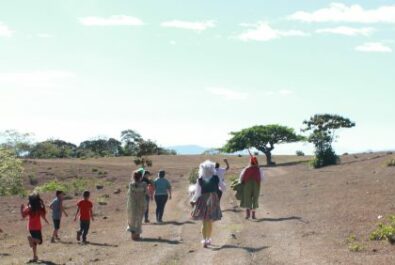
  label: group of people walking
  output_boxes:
[20,190,94,262]
[17,155,264,262]
[127,155,264,248]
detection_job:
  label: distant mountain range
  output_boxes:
[168,145,209,155]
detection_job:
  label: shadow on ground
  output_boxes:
[87,242,119,247]
[157,221,195,226]
[27,260,58,265]
[211,245,269,253]
[140,237,181,245]
[256,216,305,223]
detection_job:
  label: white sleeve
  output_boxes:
[191,181,201,202]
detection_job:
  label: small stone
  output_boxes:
[188,250,195,253]
[103,216,108,220]
[113,189,121,194]
[96,185,104,190]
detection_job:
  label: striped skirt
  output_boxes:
[191,192,222,221]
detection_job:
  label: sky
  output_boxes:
[1,1,395,154]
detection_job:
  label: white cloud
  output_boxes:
[316,26,374,36]
[206,87,248,101]
[79,15,144,26]
[238,22,308,42]
[169,40,177,45]
[0,22,13,37]
[288,3,395,24]
[161,20,215,31]
[355,42,392,53]
[0,70,75,88]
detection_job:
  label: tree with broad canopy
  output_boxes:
[223,124,305,166]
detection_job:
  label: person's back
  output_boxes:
[154,177,171,195]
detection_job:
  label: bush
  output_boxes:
[346,234,365,252]
[387,159,395,167]
[296,150,305,156]
[0,148,25,196]
[188,168,199,184]
[311,148,339,169]
[70,178,88,194]
[36,178,88,194]
[36,180,68,193]
[370,215,395,244]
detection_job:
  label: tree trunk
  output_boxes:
[262,143,275,166]
[263,151,274,166]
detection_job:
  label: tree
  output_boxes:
[0,130,33,157]
[121,130,142,156]
[223,125,304,166]
[302,114,356,168]
[0,148,25,196]
[29,140,77,158]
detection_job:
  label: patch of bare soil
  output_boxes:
[1,153,395,264]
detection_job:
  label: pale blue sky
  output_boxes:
[1,1,394,154]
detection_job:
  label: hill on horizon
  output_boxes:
[168,145,209,155]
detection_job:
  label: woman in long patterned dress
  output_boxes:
[191,160,222,248]
[127,170,147,241]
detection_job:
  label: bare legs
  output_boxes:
[27,236,39,261]
[201,220,213,247]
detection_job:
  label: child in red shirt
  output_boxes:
[20,193,49,262]
[74,190,94,243]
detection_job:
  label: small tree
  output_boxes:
[0,130,33,157]
[223,125,305,166]
[0,148,25,196]
[302,114,355,168]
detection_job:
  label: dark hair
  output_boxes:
[56,190,64,197]
[158,170,166,178]
[83,191,90,199]
[28,193,46,215]
[215,163,220,169]
[144,170,151,177]
[133,171,143,182]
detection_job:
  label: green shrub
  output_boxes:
[0,148,25,196]
[36,178,88,194]
[296,150,305,156]
[36,180,68,193]
[370,215,395,243]
[70,178,88,193]
[311,148,339,169]
[387,159,395,167]
[346,234,364,252]
[188,168,199,184]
